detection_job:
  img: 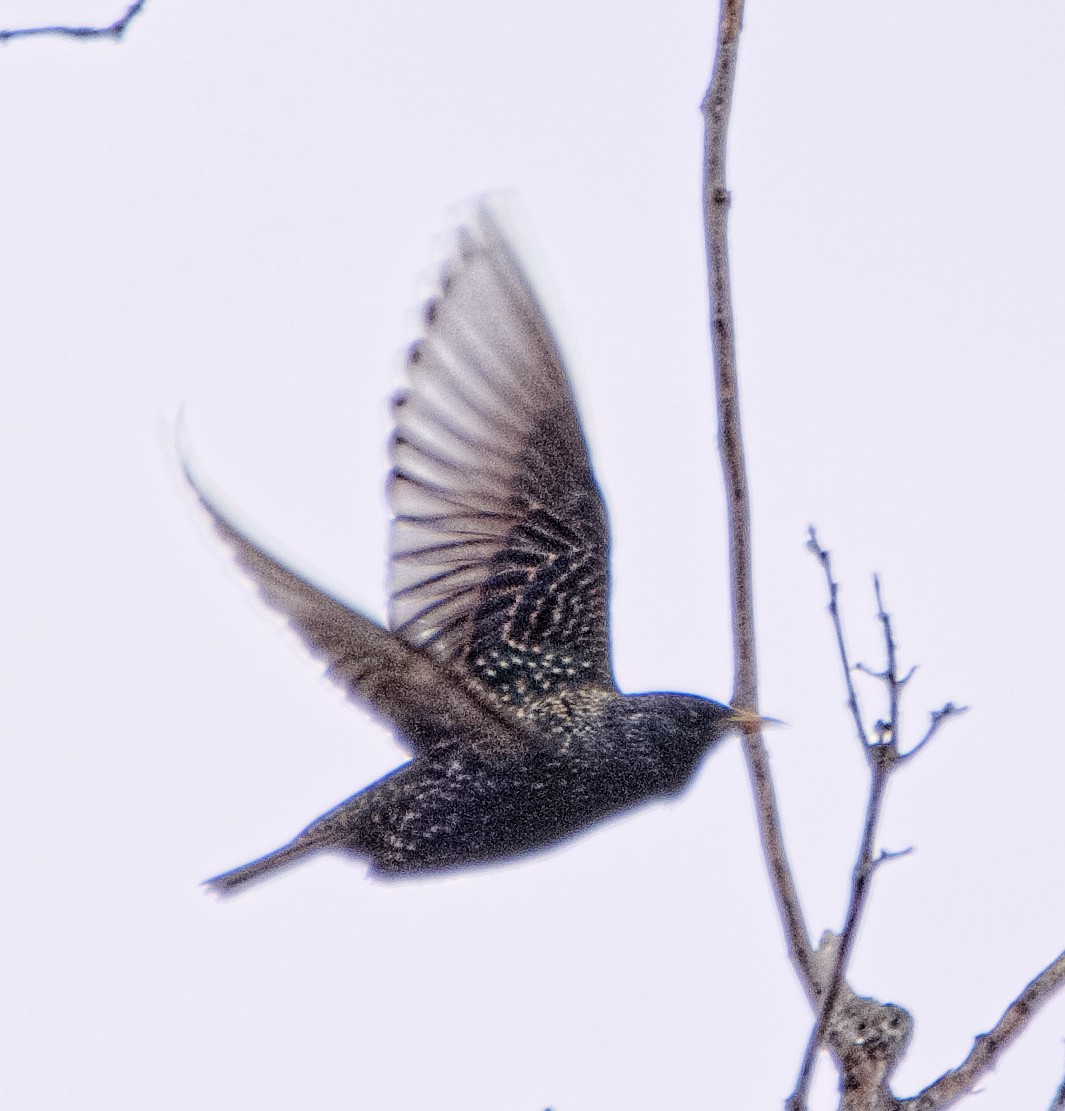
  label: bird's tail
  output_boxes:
[203,837,324,897]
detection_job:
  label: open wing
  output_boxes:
[183,461,529,760]
[389,200,615,713]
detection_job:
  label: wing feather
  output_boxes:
[183,461,528,760]
[388,200,614,709]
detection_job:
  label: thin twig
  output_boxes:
[807,527,868,746]
[873,576,903,746]
[0,0,147,42]
[904,948,1065,1110]
[702,0,817,1005]
[901,702,967,762]
[873,846,913,866]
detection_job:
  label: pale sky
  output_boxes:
[3,2,1065,1109]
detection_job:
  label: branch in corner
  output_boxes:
[0,1,147,43]
[904,947,1065,1110]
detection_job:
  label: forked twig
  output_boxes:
[789,540,966,1109]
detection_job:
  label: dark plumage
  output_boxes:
[188,200,742,895]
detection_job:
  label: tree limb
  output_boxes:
[904,948,1065,1110]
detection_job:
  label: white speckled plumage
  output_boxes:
[186,198,735,895]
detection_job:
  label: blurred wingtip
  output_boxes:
[169,412,226,523]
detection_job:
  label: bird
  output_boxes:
[186,198,751,896]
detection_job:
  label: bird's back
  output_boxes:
[322,689,731,876]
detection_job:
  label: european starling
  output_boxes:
[188,199,745,895]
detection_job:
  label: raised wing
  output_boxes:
[183,461,529,760]
[389,201,615,712]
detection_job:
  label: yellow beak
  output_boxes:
[727,707,786,733]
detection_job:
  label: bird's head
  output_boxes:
[623,692,732,754]
[620,692,781,780]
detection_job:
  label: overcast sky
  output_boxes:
[3,2,1065,1109]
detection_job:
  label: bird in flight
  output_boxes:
[187,199,748,895]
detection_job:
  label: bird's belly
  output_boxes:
[351,752,656,876]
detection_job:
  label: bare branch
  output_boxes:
[788,935,914,1111]
[1049,1063,1065,1111]
[0,1,147,43]
[871,575,904,748]
[807,527,868,746]
[702,0,817,1005]
[790,559,969,1108]
[904,948,1065,1110]
[707,0,1049,1096]
[855,662,888,679]
[788,764,894,1109]
[703,0,751,709]
[901,702,968,762]
[872,846,913,867]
